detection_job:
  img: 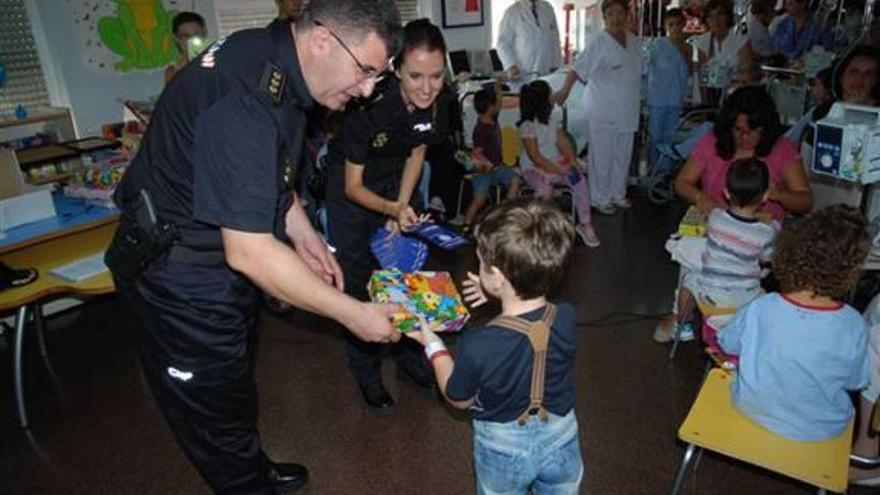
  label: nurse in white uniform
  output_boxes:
[556,0,641,214]
[691,0,749,105]
[496,0,563,76]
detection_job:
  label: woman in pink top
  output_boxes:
[654,87,813,344]
[675,86,813,222]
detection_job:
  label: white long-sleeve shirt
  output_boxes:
[496,0,563,75]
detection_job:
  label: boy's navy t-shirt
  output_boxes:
[446,302,578,422]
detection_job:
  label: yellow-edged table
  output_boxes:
[1,216,118,428]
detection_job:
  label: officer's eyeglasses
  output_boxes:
[314,20,386,81]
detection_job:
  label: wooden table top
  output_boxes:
[0,221,117,312]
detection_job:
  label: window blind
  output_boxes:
[396,0,421,23]
[215,1,421,38]
[215,0,278,37]
[0,0,51,116]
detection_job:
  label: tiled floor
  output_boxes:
[1,200,876,494]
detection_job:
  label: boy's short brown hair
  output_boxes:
[726,157,768,207]
[475,198,575,299]
[773,205,869,300]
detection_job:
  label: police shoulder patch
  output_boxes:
[200,38,227,69]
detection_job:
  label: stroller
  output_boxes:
[641,106,717,204]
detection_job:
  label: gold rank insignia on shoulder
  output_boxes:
[260,63,287,105]
[372,132,389,149]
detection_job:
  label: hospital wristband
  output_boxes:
[424,340,447,360]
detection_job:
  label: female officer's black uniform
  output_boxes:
[107,21,308,494]
[325,76,449,409]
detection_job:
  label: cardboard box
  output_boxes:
[677,206,707,237]
[0,185,56,232]
[0,148,56,232]
[368,269,470,333]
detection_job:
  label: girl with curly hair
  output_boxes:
[718,205,871,441]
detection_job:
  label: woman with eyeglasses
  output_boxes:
[324,18,449,411]
[676,86,813,221]
[653,86,814,343]
[164,12,207,84]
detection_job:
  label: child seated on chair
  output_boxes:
[406,198,584,494]
[661,158,780,347]
[461,86,522,232]
[718,205,870,441]
[517,80,599,248]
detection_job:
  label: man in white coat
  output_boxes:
[496,0,563,76]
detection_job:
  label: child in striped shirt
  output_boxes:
[678,158,780,333]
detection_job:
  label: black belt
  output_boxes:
[167,245,226,265]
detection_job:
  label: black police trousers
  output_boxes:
[115,256,274,494]
[325,180,424,386]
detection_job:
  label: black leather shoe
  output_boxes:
[357,380,394,412]
[269,462,308,493]
[397,359,436,391]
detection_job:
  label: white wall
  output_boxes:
[420,0,598,61]
[419,0,493,51]
[27,0,215,136]
[490,0,602,58]
[27,0,493,135]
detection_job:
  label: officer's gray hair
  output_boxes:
[300,0,402,57]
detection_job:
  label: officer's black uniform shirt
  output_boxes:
[115,21,312,250]
[325,77,449,200]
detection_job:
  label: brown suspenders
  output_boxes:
[487,304,558,426]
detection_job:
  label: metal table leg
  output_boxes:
[670,443,698,495]
[14,305,30,429]
[33,303,47,358]
[668,323,684,360]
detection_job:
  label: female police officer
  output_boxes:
[325,19,450,411]
[107,1,403,492]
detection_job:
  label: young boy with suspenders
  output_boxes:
[407,198,584,494]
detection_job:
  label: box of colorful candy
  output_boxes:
[63,154,129,207]
[368,269,470,333]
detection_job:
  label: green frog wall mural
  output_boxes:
[96,0,178,72]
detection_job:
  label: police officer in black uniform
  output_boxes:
[106,2,402,493]
[325,19,451,411]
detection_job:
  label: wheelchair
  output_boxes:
[641,106,717,205]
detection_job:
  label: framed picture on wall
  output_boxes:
[441,0,485,28]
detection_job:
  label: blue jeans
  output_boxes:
[648,105,682,172]
[473,410,583,495]
[471,166,518,196]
